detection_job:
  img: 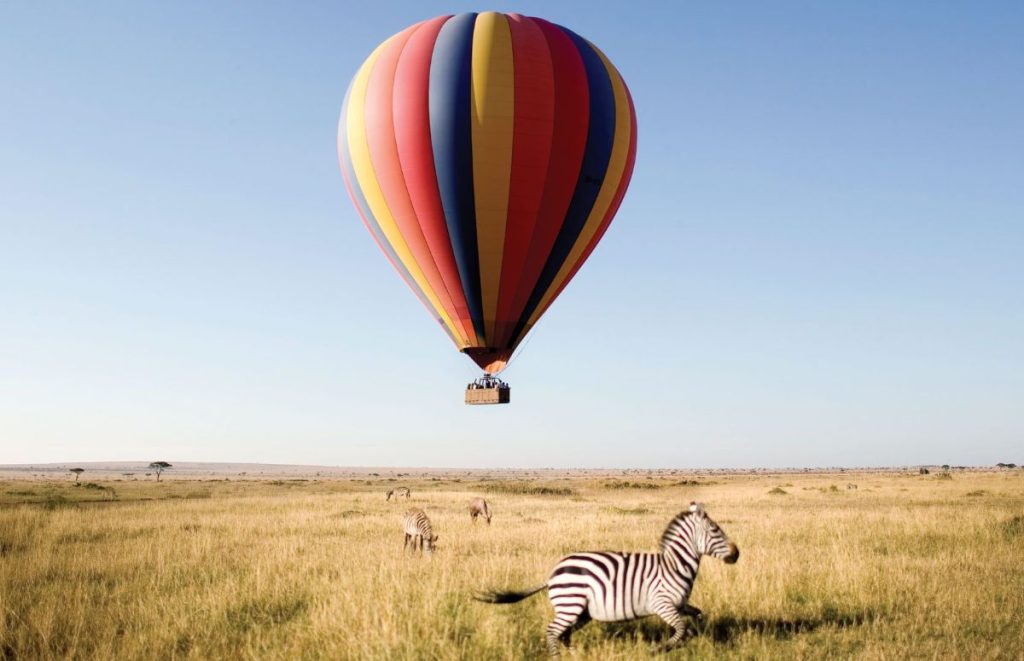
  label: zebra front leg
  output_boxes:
[679,602,703,621]
[652,603,693,652]
[545,603,588,656]
[404,532,410,552]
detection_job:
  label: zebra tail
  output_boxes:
[474,583,547,604]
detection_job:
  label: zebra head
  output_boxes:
[688,501,739,563]
[424,534,439,556]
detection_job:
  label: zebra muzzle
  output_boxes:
[724,543,739,564]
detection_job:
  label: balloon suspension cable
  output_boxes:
[503,313,546,372]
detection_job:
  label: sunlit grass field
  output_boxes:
[1,470,1022,659]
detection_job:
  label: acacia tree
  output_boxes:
[149,461,172,481]
[69,468,84,483]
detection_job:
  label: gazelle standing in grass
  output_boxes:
[469,497,491,525]
[475,502,739,655]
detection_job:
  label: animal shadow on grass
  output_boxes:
[602,609,875,645]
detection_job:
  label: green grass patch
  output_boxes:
[484,483,576,496]
[604,480,661,490]
[1002,515,1024,539]
[609,506,652,515]
[225,594,309,632]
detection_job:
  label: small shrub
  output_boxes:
[965,490,987,497]
[768,487,788,495]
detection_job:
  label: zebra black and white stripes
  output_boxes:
[403,507,438,556]
[476,502,738,655]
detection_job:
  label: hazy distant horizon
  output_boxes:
[1,459,1015,474]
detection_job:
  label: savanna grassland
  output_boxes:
[1,469,1022,660]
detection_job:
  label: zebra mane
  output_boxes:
[659,510,696,554]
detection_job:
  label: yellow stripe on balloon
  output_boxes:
[347,37,469,347]
[525,45,633,329]
[470,12,515,345]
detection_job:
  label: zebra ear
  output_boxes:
[689,501,705,515]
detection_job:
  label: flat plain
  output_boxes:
[1,467,1022,660]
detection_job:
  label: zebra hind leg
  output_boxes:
[652,603,694,652]
[558,611,591,651]
[545,603,588,656]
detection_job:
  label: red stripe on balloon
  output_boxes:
[392,15,478,341]
[496,16,589,348]
[364,23,469,342]
[525,85,637,330]
[492,14,555,348]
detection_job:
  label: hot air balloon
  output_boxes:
[338,12,637,404]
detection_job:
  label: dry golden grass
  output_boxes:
[1,470,1023,659]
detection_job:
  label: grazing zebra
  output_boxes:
[386,487,411,501]
[402,508,438,557]
[475,502,738,655]
[469,497,492,525]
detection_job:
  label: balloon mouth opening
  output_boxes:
[462,348,512,375]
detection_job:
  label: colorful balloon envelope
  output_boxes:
[338,12,637,375]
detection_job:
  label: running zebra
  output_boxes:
[386,487,411,501]
[469,497,492,525]
[402,508,438,557]
[475,502,739,655]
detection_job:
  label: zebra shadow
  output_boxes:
[704,610,876,643]
[601,609,875,645]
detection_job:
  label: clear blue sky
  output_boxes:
[2,1,1021,468]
